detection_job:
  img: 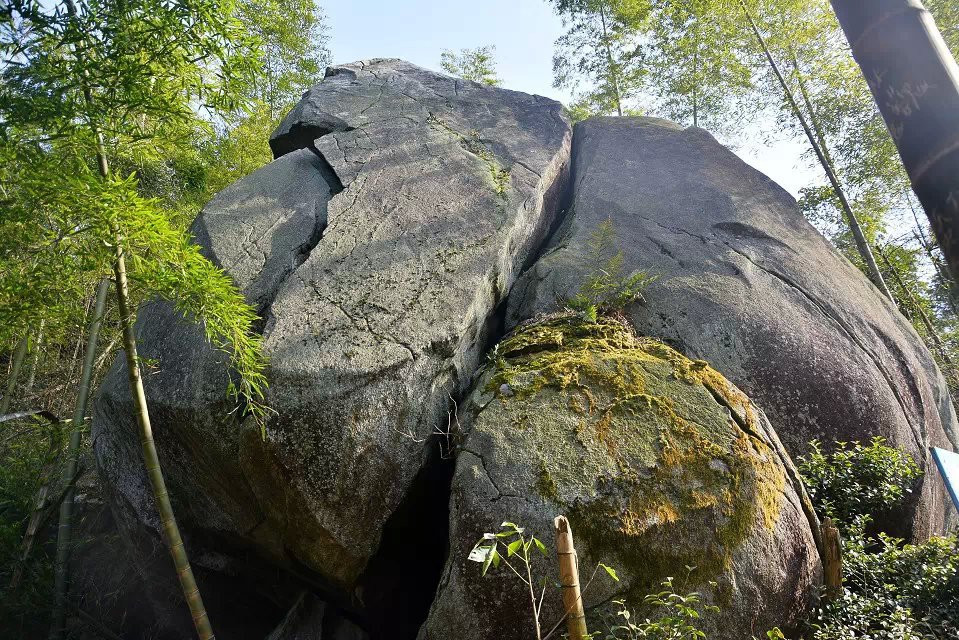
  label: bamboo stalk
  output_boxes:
[876,245,958,380]
[737,0,896,304]
[48,277,110,640]
[821,517,842,602]
[24,320,45,397]
[113,236,216,640]
[2,333,30,415]
[554,516,588,640]
[60,1,217,635]
[907,197,959,314]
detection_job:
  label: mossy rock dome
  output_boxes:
[421,316,822,640]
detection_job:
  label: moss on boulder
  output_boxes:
[421,315,822,640]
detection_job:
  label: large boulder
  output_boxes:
[421,316,822,640]
[90,63,957,640]
[93,58,570,633]
[509,116,959,539]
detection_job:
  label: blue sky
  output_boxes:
[324,0,817,197]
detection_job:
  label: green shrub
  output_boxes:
[799,438,957,640]
[598,572,717,640]
[809,518,959,640]
[797,437,922,524]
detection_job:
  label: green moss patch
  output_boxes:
[479,314,786,597]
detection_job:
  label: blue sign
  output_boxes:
[931,447,959,513]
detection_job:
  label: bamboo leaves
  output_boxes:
[551,0,649,117]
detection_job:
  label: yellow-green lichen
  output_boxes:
[426,114,511,196]
[478,314,787,598]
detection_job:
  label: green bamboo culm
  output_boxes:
[736,0,896,305]
[58,0,217,631]
[24,319,44,397]
[112,237,216,640]
[1,332,30,415]
[48,277,110,640]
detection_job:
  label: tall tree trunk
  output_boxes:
[599,2,624,116]
[2,333,31,415]
[738,0,896,304]
[48,278,110,640]
[829,0,959,282]
[60,2,216,637]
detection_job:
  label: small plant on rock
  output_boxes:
[567,218,655,321]
[469,521,551,640]
[599,569,717,640]
[468,520,619,640]
[468,522,720,640]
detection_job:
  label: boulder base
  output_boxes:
[422,316,822,640]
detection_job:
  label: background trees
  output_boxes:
[551,0,648,117]
[644,0,752,130]
[441,45,501,85]
[1,1,328,637]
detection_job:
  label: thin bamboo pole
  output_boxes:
[48,277,110,640]
[876,245,958,378]
[113,237,216,640]
[554,516,588,640]
[60,0,217,635]
[24,320,44,397]
[821,517,842,602]
[737,0,896,304]
[907,196,959,314]
[2,334,30,415]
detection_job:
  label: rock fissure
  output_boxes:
[459,449,521,501]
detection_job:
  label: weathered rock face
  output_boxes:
[90,63,958,640]
[93,57,571,632]
[254,58,570,588]
[509,116,959,539]
[421,316,822,640]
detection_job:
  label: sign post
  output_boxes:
[931,447,959,512]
